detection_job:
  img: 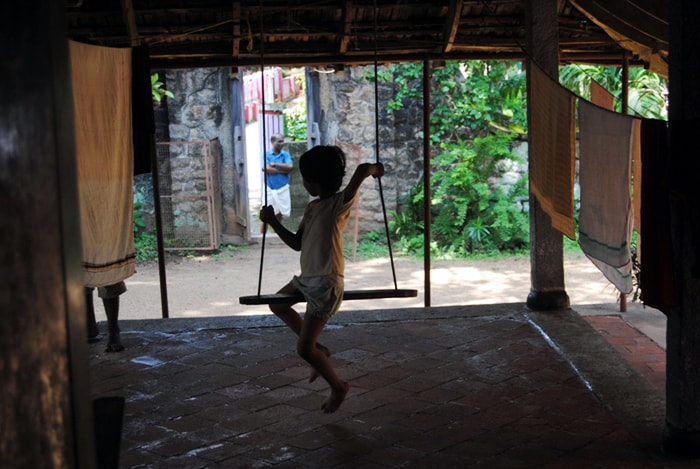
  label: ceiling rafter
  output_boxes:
[65,0,668,74]
[232,2,241,57]
[442,0,464,53]
[120,0,140,46]
[568,0,668,74]
[339,1,354,54]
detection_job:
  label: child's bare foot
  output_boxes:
[321,381,350,414]
[309,345,331,383]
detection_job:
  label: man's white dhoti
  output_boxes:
[266,184,291,217]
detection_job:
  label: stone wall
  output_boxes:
[318,69,546,233]
[318,66,424,235]
[165,68,239,238]
[146,65,536,245]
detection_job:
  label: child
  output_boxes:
[259,145,384,413]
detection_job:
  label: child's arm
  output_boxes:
[343,162,385,204]
[259,206,302,251]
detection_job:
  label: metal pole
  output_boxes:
[151,135,169,318]
[423,59,432,307]
[256,0,268,297]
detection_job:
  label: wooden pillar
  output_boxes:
[663,0,700,458]
[1,1,95,467]
[620,53,629,312]
[305,68,322,148]
[423,60,432,307]
[524,0,570,310]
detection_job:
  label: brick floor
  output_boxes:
[88,306,694,468]
[584,315,666,395]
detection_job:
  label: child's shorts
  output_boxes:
[291,275,343,318]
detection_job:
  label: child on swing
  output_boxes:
[259,145,384,413]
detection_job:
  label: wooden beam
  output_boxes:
[570,0,668,75]
[570,0,667,45]
[442,0,463,53]
[232,1,241,57]
[339,1,354,54]
[120,0,139,46]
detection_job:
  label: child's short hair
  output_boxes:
[299,145,346,196]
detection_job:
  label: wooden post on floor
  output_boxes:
[1,2,95,466]
[524,0,570,311]
[663,0,700,458]
[423,59,432,307]
[620,53,630,313]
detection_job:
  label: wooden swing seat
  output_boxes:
[239,288,417,305]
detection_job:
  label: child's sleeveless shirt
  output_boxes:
[298,190,355,280]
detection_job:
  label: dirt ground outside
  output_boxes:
[113,239,624,321]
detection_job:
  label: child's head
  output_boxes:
[299,145,346,197]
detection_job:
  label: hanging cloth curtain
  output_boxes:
[528,62,576,240]
[578,100,635,294]
[70,40,136,287]
[590,80,615,111]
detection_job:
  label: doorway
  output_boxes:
[242,67,305,239]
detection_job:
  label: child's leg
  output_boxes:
[102,296,123,352]
[85,287,100,339]
[269,283,332,368]
[298,315,350,413]
[97,282,126,352]
[268,281,304,328]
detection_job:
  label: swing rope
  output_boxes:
[255,0,268,297]
[241,0,416,306]
[372,0,398,290]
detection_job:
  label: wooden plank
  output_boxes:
[120,0,140,46]
[232,1,241,57]
[339,1,354,54]
[570,0,667,47]
[239,289,418,305]
[442,0,463,53]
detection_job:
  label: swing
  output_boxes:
[239,1,417,306]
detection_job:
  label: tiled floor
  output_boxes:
[584,315,666,395]
[89,305,692,468]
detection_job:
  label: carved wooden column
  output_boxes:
[663,0,700,458]
[524,0,570,310]
[0,2,94,466]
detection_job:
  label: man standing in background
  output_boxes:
[262,133,293,232]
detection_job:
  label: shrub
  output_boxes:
[391,133,529,255]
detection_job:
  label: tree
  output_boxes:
[383,61,530,255]
[559,64,667,119]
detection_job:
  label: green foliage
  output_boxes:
[375,61,531,256]
[283,104,307,141]
[389,207,425,256]
[382,61,527,143]
[134,202,156,262]
[151,72,174,104]
[380,60,667,260]
[134,231,158,262]
[392,133,529,255]
[133,200,146,233]
[559,64,667,119]
[344,230,391,259]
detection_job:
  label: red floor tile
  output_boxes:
[584,315,666,395]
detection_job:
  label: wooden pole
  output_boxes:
[423,59,432,307]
